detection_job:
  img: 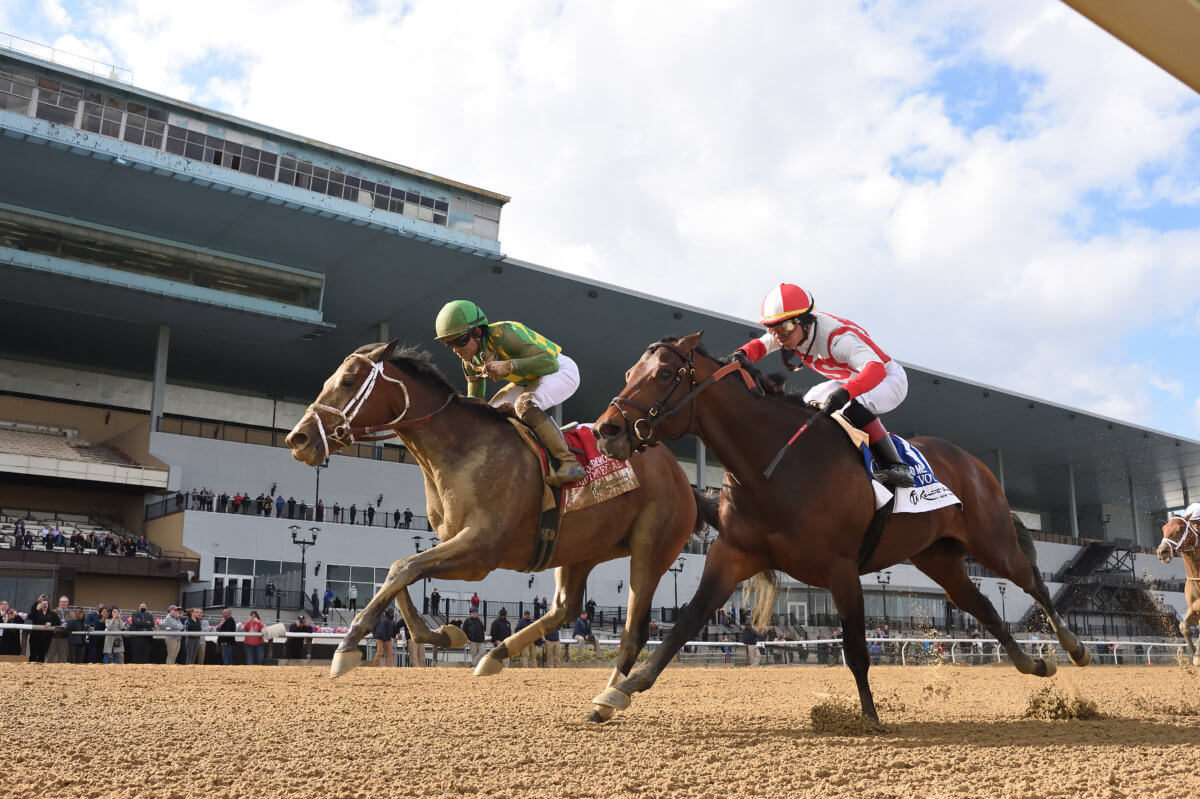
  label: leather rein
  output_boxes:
[301,354,453,460]
[608,343,762,452]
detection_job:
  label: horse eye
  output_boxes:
[657,369,672,380]
[341,376,355,387]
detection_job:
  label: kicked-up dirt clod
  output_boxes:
[3,663,1200,798]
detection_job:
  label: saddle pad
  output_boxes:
[862,436,962,515]
[561,425,640,514]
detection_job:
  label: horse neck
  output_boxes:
[693,371,823,491]
[380,372,484,471]
[1181,545,1200,579]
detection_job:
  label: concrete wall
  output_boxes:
[178,509,707,609]
[149,432,428,513]
[0,479,146,533]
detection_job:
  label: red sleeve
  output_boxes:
[842,360,886,398]
[740,339,767,361]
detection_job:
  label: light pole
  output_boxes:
[876,571,891,624]
[291,525,319,616]
[313,458,328,521]
[413,535,428,612]
[667,557,685,613]
[997,582,1007,630]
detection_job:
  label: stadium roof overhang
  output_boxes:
[1063,0,1200,94]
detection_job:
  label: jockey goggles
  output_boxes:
[765,316,804,332]
[444,331,473,349]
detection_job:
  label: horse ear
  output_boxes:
[677,331,704,353]
[369,339,401,363]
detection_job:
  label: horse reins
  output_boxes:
[608,343,762,452]
[301,354,453,459]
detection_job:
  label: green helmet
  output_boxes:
[435,300,488,341]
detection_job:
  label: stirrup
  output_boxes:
[547,461,586,486]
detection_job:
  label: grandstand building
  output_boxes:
[1,42,1197,639]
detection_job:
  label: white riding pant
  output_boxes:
[490,353,580,412]
[803,360,908,416]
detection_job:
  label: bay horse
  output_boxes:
[589,333,1090,724]
[1155,513,1200,665]
[285,340,703,690]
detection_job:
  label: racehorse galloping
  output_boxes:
[589,333,1090,724]
[1156,508,1200,666]
[285,340,701,690]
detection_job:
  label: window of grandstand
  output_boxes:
[0,59,498,238]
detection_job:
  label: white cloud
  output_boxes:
[8,0,1200,433]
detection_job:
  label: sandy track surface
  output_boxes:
[4,663,1200,798]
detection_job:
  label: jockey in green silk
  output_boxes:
[435,300,586,486]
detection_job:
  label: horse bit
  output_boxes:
[301,354,450,459]
[608,343,760,452]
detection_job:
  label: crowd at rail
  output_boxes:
[156,485,431,530]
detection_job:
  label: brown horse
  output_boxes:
[588,333,1090,724]
[285,340,702,691]
[1156,513,1200,666]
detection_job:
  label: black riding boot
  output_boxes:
[869,434,913,489]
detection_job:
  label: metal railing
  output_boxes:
[1,31,132,83]
[145,493,432,531]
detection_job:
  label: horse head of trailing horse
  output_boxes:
[596,332,761,461]
[1157,514,1198,564]
[286,340,453,466]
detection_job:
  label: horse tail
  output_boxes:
[1011,512,1040,571]
[691,486,720,535]
[747,571,780,633]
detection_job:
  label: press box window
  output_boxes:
[34,77,81,126]
[0,67,35,116]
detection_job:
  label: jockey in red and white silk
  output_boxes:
[731,283,914,488]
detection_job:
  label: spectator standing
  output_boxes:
[103,606,126,664]
[463,609,486,665]
[403,508,413,529]
[287,497,296,519]
[162,605,185,664]
[372,609,397,667]
[348,584,359,613]
[469,592,480,611]
[0,601,21,655]
[741,624,761,666]
[85,604,106,662]
[316,499,324,522]
[66,609,88,662]
[573,611,599,657]
[366,505,375,526]
[322,586,334,617]
[46,595,71,663]
[514,610,537,667]
[585,597,596,621]
[393,509,401,528]
[216,608,237,665]
[28,598,56,662]
[429,587,441,617]
[129,603,155,663]
[349,504,357,525]
[332,502,341,523]
[275,495,285,518]
[298,499,308,520]
[543,622,561,668]
[490,608,511,648]
[243,611,266,665]
[288,614,314,660]
[184,608,203,664]
[310,588,322,620]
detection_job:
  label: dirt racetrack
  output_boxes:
[4,662,1200,798]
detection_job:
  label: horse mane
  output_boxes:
[354,343,510,421]
[659,337,816,414]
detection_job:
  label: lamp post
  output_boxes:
[667,557,685,613]
[997,582,1007,630]
[876,571,891,625]
[290,525,319,616]
[413,535,427,612]
[313,458,328,521]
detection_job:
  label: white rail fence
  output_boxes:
[1,624,1188,666]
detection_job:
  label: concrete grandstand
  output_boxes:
[1,42,1198,645]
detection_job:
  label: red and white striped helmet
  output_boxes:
[758,283,815,326]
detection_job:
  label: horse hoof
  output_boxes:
[588,705,616,723]
[473,654,505,677]
[1035,658,1057,678]
[438,624,469,650]
[593,686,631,711]
[1071,647,1091,668]
[330,649,362,678]
[1192,655,1199,667]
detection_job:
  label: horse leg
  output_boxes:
[475,562,591,677]
[1182,604,1200,666]
[332,526,491,677]
[910,543,1054,677]
[591,536,761,722]
[827,565,879,723]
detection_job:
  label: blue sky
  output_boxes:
[4,0,1199,437]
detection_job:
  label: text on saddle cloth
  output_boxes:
[860,435,962,515]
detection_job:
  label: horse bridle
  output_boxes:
[301,354,452,459]
[608,343,761,452]
[1160,514,1199,556]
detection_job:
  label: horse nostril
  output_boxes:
[286,431,307,449]
[597,423,620,439]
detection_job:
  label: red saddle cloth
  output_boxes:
[559,426,640,511]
